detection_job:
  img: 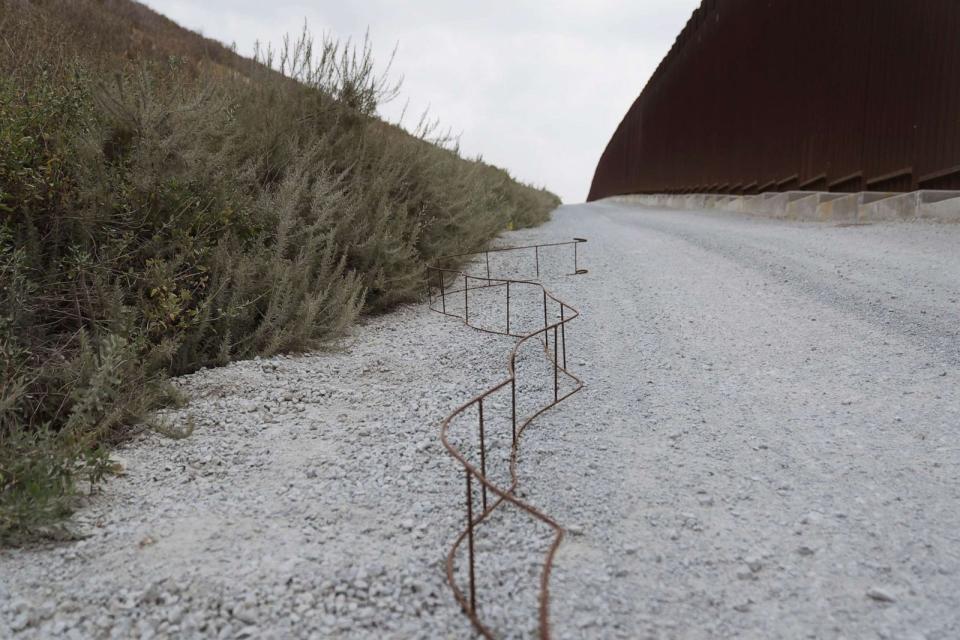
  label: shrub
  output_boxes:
[0,0,560,544]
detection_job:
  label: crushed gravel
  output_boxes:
[0,290,512,639]
[516,203,960,640]
[2,202,959,639]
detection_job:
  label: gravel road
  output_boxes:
[2,202,958,639]
[516,203,960,639]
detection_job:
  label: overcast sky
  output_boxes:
[141,1,699,203]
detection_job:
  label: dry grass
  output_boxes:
[0,0,559,543]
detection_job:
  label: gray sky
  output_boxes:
[142,1,699,203]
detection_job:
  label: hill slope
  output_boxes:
[0,0,560,542]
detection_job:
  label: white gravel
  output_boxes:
[0,290,514,639]
[2,202,959,639]
[515,203,960,639]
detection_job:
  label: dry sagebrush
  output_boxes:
[0,0,560,543]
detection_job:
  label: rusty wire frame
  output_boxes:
[426,238,588,639]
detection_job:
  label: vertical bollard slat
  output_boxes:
[535,246,540,278]
[574,241,578,274]
[478,399,487,512]
[465,470,477,615]
[464,274,469,323]
[553,325,559,401]
[560,305,567,370]
[485,252,490,279]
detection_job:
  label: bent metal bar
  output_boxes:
[426,238,587,639]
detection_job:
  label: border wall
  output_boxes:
[588,0,960,201]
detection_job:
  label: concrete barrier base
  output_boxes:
[603,190,960,223]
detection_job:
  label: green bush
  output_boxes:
[0,1,559,544]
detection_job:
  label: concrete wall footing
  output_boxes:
[603,191,960,224]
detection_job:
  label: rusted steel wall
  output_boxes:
[588,0,960,200]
